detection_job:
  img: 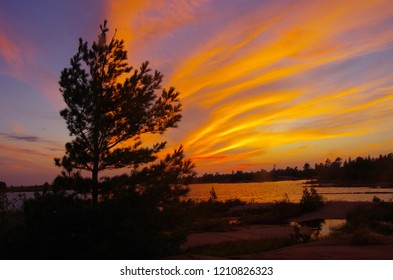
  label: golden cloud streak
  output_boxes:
[107,0,393,172]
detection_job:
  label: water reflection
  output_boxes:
[188,181,393,203]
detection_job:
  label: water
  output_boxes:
[187,180,393,203]
[2,192,36,211]
[2,191,89,211]
[4,180,393,211]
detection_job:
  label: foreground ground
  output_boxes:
[175,201,393,259]
[234,234,393,259]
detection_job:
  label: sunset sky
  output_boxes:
[2,0,393,186]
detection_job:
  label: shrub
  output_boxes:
[350,225,382,246]
[346,202,393,235]
[289,221,311,243]
[208,187,217,202]
[239,201,300,225]
[372,195,382,202]
[299,187,324,212]
[1,190,191,259]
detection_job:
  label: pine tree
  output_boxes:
[55,21,193,208]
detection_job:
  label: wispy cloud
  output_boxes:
[0,15,36,74]
[2,0,393,185]
[0,133,63,156]
[108,0,208,62]
[0,138,63,185]
[3,134,40,142]
[0,14,62,109]
[0,132,54,143]
[101,0,393,172]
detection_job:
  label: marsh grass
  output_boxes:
[192,217,234,232]
[189,188,326,233]
[350,225,385,245]
[345,202,393,233]
[189,199,246,232]
[239,202,301,225]
[336,202,393,245]
[190,200,301,232]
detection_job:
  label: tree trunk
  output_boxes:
[92,167,98,209]
[92,118,100,209]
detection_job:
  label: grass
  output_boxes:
[0,211,25,242]
[345,202,393,234]
[185,238,295,257]
[237,202,301,225]
[192,217,235,232]
[189,200,302,232]
[186,196,393,258]
[188,188,325,233]
[350,225,384,246]
[1,188,328,258]
[331,201,393,246]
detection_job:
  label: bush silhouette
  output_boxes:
[299,187,324,212]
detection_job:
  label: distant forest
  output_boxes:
[193,153,393,185]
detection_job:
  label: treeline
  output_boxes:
[194,153,393,184]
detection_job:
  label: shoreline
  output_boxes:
[304,180,393,188]
[181,201,393,259]
[186,201,375,248]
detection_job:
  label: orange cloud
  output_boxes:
[107,0,207,61]
[106,0,393,173]
[192,155,229,160]
[175,5,392,107]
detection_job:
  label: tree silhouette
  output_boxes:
[0,181,7,221]
[55,21,190,208]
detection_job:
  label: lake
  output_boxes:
[4,180,393,211]
[187,180,393,203]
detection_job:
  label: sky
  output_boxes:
[2,0,393,186]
